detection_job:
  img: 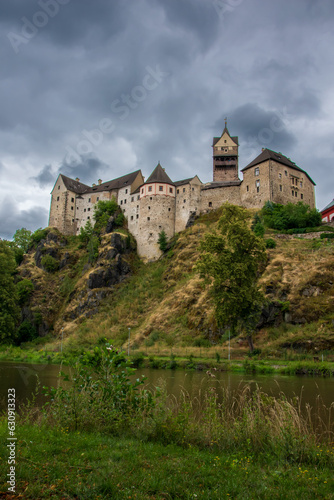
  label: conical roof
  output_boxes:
[145,163,174,185]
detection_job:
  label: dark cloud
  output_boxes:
[31,164,55,187]
[0,197,48,240]
[58,154,110,185]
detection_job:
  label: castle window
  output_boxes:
[184,199,186,203]
[84,209,86,212]
[148,186,152,192]
[224,140,227,143]
[300,181,303,187]
[137,205,139,209]
[159,226,162,229]
[141,189,144,194]
[177,189,179,194]
[58,185,60,190]
[209,202,212,207]
[246,185,249,192]
[295,191,297,197]
[125,189,128,194]
[279,173,282,179]
[192,187,194,191]
[131,196,134,202]
[71,197,74,202]
[149,233,153,237]
[57,196,59,201]
[120,200,123,205]
[148,206,150,210]
[87,216,90,219]
[71,206,74,210]
[147,217,150,221]
[168,208,171,212]
[301,193,304,199]
[255,167,259,176]
[169,187,173,193]
[256,180,260,193]
[150,197,152,200]
[280,185,282,191]
[97,197,99,201]
[183,188,186,193]
[88,208,90,211]
[123,209,125,213]
[292,190,294,196]
[136,214,139,219]
[131,216,133,220]
[124,199,126,204]
[159,186,163,191]
[77,207,79,210]
[72,219,74,223]
[88,198,91,202]
[285,171,288,176]
[56,205,58,209]
[137,195,140,200]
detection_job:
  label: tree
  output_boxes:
[0,241,20,343]
[196,203,267,351]
[158,230,168,252]
[12,228,32,252]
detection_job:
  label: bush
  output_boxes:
[31,228,48,246]
[41,254,59,273]
[93,198,118,231]
[158,230,168,251]
[320,233,334,239]
[16,279,34,305]
[16,321,38,344]
[261,201,322,231]
[78,219,94,244]
[131,352,145,368]
[115,212,125,227]
[265,238,276,249]
[87,235,100,263]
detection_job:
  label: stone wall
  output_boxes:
[49,177,77,235]
[200,184,242,212]
[175,178,202,233]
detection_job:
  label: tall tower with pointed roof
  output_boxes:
[212,120,239,182]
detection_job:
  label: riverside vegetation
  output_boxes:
[0,343,333,499]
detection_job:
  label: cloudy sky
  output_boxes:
[1,0,334,239]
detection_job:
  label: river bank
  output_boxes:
[1,344,334,377]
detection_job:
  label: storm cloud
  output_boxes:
[1,0,334,237]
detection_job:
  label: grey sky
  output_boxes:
[1,0,333,239]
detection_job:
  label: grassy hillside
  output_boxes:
[9,207,334,360]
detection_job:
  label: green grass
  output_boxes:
[1,422,333,499]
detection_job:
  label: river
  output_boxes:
[1,361,333,414]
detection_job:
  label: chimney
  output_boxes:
[75,177,80,182]
[262,148,265,152]
[98,179,102,185]
[92,183,96,187]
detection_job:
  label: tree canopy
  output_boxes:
[0,241,20,343]
[197,204,267,350]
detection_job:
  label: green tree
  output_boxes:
[0,241,20,343]
[196,204,267,352]
[78,219,94,244]
[12,228,32,252]
[158,230,168,252]
[16,279,34,305]
[93,198,118,230]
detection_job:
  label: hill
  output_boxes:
[11,208,334,358]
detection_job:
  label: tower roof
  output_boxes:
[242,149,315,185]
[145,163,174,185]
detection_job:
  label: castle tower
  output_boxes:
[136,163,176,261]
[212,119,239,182]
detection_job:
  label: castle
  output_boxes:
[49,124,316,260]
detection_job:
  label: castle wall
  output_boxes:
[240,161,315,209]
[175,177,202,233]
[200,184,241,212]
[49,177,77,235]
[135,186,176,261]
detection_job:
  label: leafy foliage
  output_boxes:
[44,343,151,432]
[41,254,59,273]
[158,230,168,251]
[12,227,32,252]
[31,228,48,246]
[261,201,322,230]
[265,238,277,249]
[93,198,118,231]
[16,279,34,305]
[197,203,267,350]
[0,241,20,343]
[78,219,94,244]
[16,320,38,345]
[87,234,100,263]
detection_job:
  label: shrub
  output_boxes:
[158,230,168,251]
[93,198,118,231]
[41,254,59,272]
[87,235,100,263]
[78,219,94,244]
[31,228,48,246]
[261,201,322,231]
[16,279,34,305]
[131,352,145,368]
[115,212,125,227]
[16,321,38,344]
[320,233,334,239]
[265,238,276,249]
